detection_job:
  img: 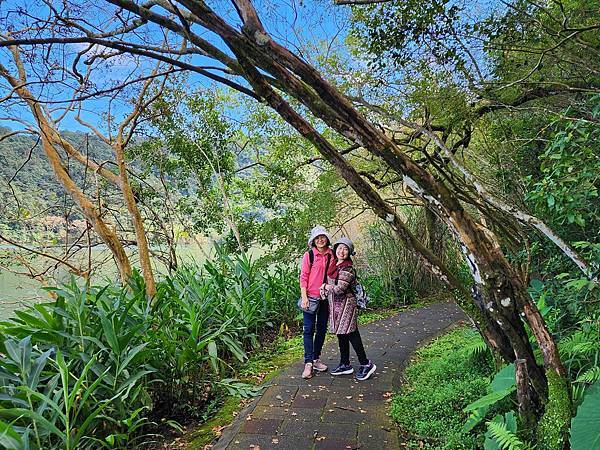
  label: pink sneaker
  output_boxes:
[302,362,313,379]
[312,359,328,372]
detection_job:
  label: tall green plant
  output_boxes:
[0,248,299,448]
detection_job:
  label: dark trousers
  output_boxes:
[338,329,368,366]
[303,299,329,363]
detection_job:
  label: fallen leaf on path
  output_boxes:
[211,425,225,437]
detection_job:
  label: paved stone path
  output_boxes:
[214,301,467,450]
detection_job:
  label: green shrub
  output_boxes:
[0,249,299,449]
[389,327,494,449]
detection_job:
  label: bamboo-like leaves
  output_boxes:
[0,250,299,448]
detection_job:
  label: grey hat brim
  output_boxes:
[333,237,355,255]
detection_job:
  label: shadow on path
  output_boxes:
[214,301,467,449]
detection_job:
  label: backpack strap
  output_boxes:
[309,248,314,267]
[322,254,331,285]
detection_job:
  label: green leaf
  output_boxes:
[119,343,149,375]
[101,316,120,354]
[207,340,219,373]
[491,364,516,392]
[464,387,515,412]
[27,348,53,389]
[503,411,517,433]
[0,394,29,408]
[0,419,24,450]
[462,405,489,433]
[571,381,600,450]
[486,418,524,449]
[221,335,247,362]
[484,415,503,450]
[529,278,544,292]
[0,407,66,440]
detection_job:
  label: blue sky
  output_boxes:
[0,0,352,133]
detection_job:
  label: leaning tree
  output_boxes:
[1,0,597,444]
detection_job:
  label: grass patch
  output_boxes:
[358,307,400,325]
[389,326,494,449]
[185,396,246,449]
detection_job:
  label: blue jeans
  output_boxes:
[303,298,329,363]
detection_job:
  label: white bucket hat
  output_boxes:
[333,237,355,256]
[307,225,331,247]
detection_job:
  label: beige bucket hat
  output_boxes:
[307,225,331,247]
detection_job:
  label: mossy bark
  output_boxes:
[536,370,572,450]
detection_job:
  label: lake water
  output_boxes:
[0,243,213,318]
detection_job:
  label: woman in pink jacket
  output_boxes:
[299,225,333,379]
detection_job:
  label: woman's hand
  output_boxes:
[300,296,310,310]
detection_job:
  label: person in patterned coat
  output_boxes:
[321,237,376,381]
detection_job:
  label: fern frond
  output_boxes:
[487,421,525,450]
[464,339,490,357]
[575,366,600,384]
[559,331,596,357]
[572,341,600,355]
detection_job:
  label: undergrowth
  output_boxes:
[389,326,494,449]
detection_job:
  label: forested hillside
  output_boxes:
[0,128,115,233]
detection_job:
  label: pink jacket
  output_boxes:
[299,247,333,298]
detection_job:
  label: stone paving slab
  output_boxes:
[214,301,466,449]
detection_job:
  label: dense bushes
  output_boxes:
[393,290,600,449]
[0,250,299,449]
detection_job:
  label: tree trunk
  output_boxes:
[114,139,157,297]
[0,59,133,285]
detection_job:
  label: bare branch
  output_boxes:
[0,233,85,275]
